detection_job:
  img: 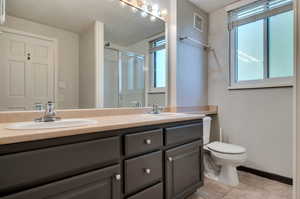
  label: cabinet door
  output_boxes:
[4,165,121,199]
[165,141,203,199]
[0,136,120,195]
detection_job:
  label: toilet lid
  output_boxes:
[207,142,246,154]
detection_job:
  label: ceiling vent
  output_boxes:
[193,13,203,32]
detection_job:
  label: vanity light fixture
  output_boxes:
[150,16,156,22]
[0,0,5,25]
[120,1,126,7]
[141,11,148,18]
[131,6,138,13]
[160,9,168,17]
[119,0,167,21]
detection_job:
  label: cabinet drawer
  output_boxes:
[3,165,121,199]
[165,123,202,146]
[125,151,162,194]
[125,129,162,156]
[127,183,163,199]
[0,137,120,195]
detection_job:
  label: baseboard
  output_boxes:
[237,166,293,185]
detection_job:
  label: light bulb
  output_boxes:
[141,11,148,17]
[147,5,152,12]
[120,1,126,7]
[131,7,137,12]
[152,4,159,11]
[137,0,144,7]
[150,16,156,22]
[160,9,168,16]
[152,4,159,15]
[141,1,148,11]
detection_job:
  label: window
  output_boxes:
[229,0,294,89]
[149,37,166,91]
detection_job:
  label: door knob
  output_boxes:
[168,157,173,162]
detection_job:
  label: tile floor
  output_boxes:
[188,171,293,199]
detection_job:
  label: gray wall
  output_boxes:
[208,8,293,178]
[175,0,209,107]
[148,93,166,106]
[79,24,96,109]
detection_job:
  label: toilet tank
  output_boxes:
[203,117,212,145]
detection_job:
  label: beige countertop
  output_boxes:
[167,105,218,115]
[0,112,205,145]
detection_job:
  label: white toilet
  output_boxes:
[203,117,247,186]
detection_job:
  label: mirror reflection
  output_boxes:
[0,0,167,111]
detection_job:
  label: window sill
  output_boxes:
[147,91,166,94]
[228,82,294,90]
[148,87,166,94]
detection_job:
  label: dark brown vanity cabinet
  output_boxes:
[4,165,121,199]
[165,141,203,199]
[0,137,120,195]
[0,120,203,199]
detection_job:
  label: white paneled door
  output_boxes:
[0,31,55,111]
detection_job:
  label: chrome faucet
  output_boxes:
[150,104,163,114]
[34,101,61,122]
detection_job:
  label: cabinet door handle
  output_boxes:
[115,174,121,181]
[168,157,173,162]
[144,168,151,174]
[144,139,152,145]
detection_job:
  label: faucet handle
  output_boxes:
[33,103,44,111]
[152,104,163,114]
[46,101,56,108]
[46,101,55,105]
[45,101,57,116]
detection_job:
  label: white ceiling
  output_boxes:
[7,0,165,46]
[6,0,239,46]
[189,0,239,12]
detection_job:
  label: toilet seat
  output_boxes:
[206,142,246,154]
[209,150,247,162]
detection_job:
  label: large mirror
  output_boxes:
[0,0,167,111]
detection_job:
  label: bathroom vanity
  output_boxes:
[0,114,204,199]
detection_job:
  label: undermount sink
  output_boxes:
[148,112,183,116]
[6,119,98,130]
[149,112,205,117]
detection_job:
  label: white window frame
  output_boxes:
[149,37,167,93]
[229,0,295,90]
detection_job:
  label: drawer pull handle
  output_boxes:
[168,157,173,162]
[115,174,121,181]
[144,168,151,174]
[145,139,152,145]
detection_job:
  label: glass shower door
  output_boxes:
[119,52,145,107]
[104,48,119,108]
